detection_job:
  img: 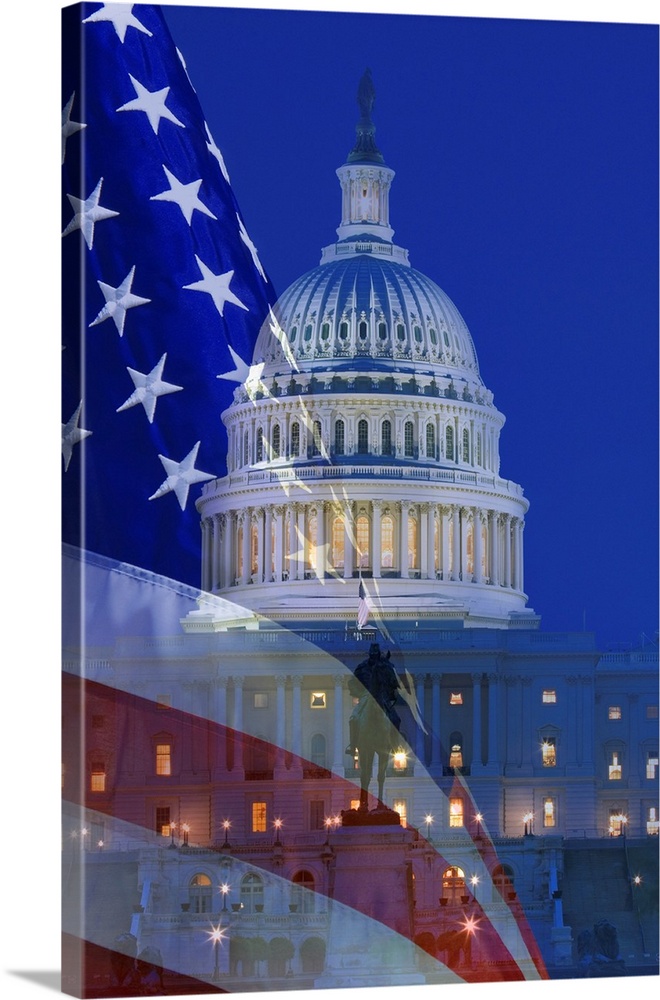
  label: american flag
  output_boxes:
[61,5,547,994]
[61,1,276,587]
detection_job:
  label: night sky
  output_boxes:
[161,2,658,650]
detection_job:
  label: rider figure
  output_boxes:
[345,642,401,755]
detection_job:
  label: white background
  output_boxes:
[1,1,656,999]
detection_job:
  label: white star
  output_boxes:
[62,93,86,164]
[237,213,267,281]
[205,122,230,183]
[82,4,153,43]
[148,442,214,510]
[183,256,248,316]
[117,353,183,423]
[150,165,216,225]
[117,75,184,134]
[216,345,264,385]
[268,308,299,372]
[89,266,151,336]
[62,402,92,471]
[62,178,119,249]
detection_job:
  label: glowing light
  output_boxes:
[222,820,230,830]
[220,883,230,895]
[392,749,408,770]
[475,813,483,823]
[274,818,283,829]
[460,914,480,935]
[98,840,104,848]
[633,874,642,885]
[425,813,434,825]
[207,924,227,945]
[470,875,480,887]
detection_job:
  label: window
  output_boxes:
[450,692,463,705]
[542,737,557,768]
[381,515,394,568]
[156,695,170,711]
[240,873,264,913]
[357,419,369,454]
[393,799,408,827]
[304,323,313,341]
[332,517,344,569]
[404,421,414,457]
[609,706,622,720]
[311,420,322,457]
[350,798,361,811]
[311,692,327,709]
[608,809,626,836]
[155,806,171,836]
[156,743,171,776]
[358,320,368,341]
[292,870,316,912]
[609,751,622,781]
[476,433,482,465]
[392,749,408,770]
[647,806,659,836]
[356,516,369,567]
[290,325,298,343]
[189,873,213,913]
[321,322,330,341]
[492,864,514,898]
[290,422,300,456]
[272,424,280,459]
[243,429,249,465]
[429,328,437,345]
[449,797,464,828]
[253,692,268,709]
[90,762,106,793]
[256,427,264,462]
[426,423,435,458]
[309,800,325,830]
[378,322,387,341]
[462,428,470,462]
[647,705,659,719]
[646,751,658,780]
[407,517,418,569]
[449,744,463,769]
[396,323,405,342]
[445,425,454,461]
[442,866,465,903]
[251,802,267,833]
[381,419,392,455]
[542,689,557,704]
[334,419,345,455]
[310,734,326,767]
[543,797,556,828]
[339,321,349,340]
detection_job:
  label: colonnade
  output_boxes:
[201,499,524,595]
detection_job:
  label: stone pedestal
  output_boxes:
[551,925,573,966]
[315,817,428,988]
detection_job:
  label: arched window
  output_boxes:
[311,420,322,457]
[462,428,470,462]
[189,873,213,913]
[272,424,280,459]
[381,419,392,455]
[243,429,250,466]
[339,321,349,340]
[240,873,264,914]
[335,420,345,455]
[290,422,300,457]
[292,871,316,914]
[396,323,406,342]
[310,733,326,767]
[356,515,370,568]
[320,322,330,341]
[476,432,482,466]
[413,324,422,343]
[404,421,414,457]
[426,423,435,458]
[449,732,463,769]
[466,521,474,576]
[236,522,243,579]
[378,322,388,341]
[256,427,263,462]
[381,516,394,569]
[357,419,369,454]
[332,517,344,569]
[408,517,418,569]
[307,512,317,571]
[445,425,454,461]
[250,522,259,576]
[358,320,368,341]
[441,866,466,904]
[492,864,515,900]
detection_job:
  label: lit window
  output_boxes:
[332,517,344,569]
[608,706,622,720]
[356,516,370,568]
[449,797,464,827]
[392,749,408,770]
[251,802,267,833]
[608,809,626,836]
[646,751,658,780]
[90,763,106,793]
[647,807,659,836]
[542,690,557,704]
[156,695,171,710]
[381,515,394,568]
[442,865,465,903]
[609,751,622,780]
[156,744,171,776]
[647,705,659,719]
[449,744,463,769]
[189,873,213,913]
[311,692,326,709]
[542,738,557,767]
[543,797,556,828]
[450,692,463,705]
[350,799,361,811]
[155,807,170,836]
[393,799,408,827]
[408,518,418,569]
[253,692,268,709]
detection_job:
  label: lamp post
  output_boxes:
[221,819,231,848]
[274,818,283,845]
[219,883,230,912]
[169,821,177,849]
[621,814,628,840]
[182,823,190,847]
[474,813,483,839]
[424,814,434,841]
[207,925,226,982]
[523,811,534,837]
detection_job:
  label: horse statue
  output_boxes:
[345,642,404,811]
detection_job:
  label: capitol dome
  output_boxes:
[197,71,537,629]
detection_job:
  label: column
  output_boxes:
[490,512,500,586]
[332,674,346,774]
[255,509,264,582]
[291,676,303,759]
[316,502,326,578]
[400,501,410,578]
[460,507,470,582]
[222,513,233,588]
[420,503,428,578]
[485,674,499,773]
[231,677,244,774]
[274,505,284,582]
[426,504,436,579]
[415,674,426,766]
[473,509,484,584]
[240,510,250,585]
[440,506,450,580]
[503,513,512,588]
[264,505,273,583]
[210,514,221,591]
[275,674,287,775]
[451,505,460,581]
[213,676,229,779]
[520,677,533,774]
[517,520,525,593]
[288,506,297,580]
[201,518,211,591]
[297,504,306,579]
[430,673,442,772]
[472,673,483,768]
[581,676,595,768]
[372,500,382,578]
[343,502,354,579]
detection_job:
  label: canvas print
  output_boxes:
[61,3,659,997]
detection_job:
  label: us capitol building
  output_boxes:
[62,74,658,992]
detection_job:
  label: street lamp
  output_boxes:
[523,811,534,837]
[620,814,628,840]
[207,924,226,982]
[219,883,230,912]
[182,823,190,847]
[633,874,642,886]
[424,814,434,840]
[474,813,483,839]
[274,818,283,845]
[221,819,231,848]
[168,821,177,849]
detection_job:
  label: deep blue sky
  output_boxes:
[161,3,658,650]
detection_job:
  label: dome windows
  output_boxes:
[290,422,300,456]
[426,423,435,459]
[381,419,392,456]
[378,321,388,341]
[396,323,406,342]
[334,419,345,455]
[321,322,331,341]
[429,328,438,346]
[413,325,422,344]
[290,325,298,343]
[404,421,414,457]
[358,320,368,341]
[357,419,369,454]
[339,321,349,340]
[445,425,454,462]
[304,324,313,342]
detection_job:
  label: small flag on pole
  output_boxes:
[357,577,370,629]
